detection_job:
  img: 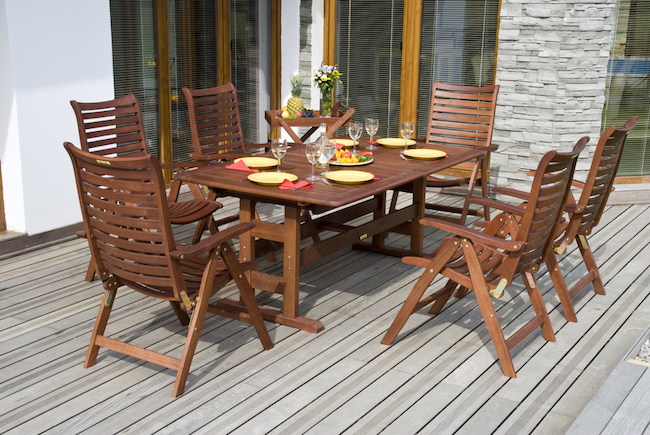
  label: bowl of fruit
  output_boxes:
[330,150,373,166]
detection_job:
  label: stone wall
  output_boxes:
[493,0,617,192]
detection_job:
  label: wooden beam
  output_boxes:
[271,0,281,138]
[156,0,172,182]
[323,0,336,65]
[217,0,231,84]
[399,0,422,129]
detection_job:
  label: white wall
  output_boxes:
[0,0,114,235]
[281,0,301,114]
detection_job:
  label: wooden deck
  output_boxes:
[1,191,650,434]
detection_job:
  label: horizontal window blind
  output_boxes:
[110,0,160,157]
[417,0,499,138]
[603,0,650,176]
[231,0,269,144]
[335,0,404,138]
[169,0,218,161]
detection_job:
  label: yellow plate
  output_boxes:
[331,138,358,147]
[325,170,374,184]
[247,172,298,186]
[403,149,447,160]
[330,158,373,166]
[377,138,416,148]
[234,157,278,169]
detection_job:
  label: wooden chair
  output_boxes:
[70,94,220,272]
[381,138,586,377]
[422,81,499,225]
[183,83,315,257]
[64,142,273,397]
[490,116,638,322]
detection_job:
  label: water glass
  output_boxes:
[305,142,322,181]
[271,138,287,172]
[348,122,363,153]
[366,118,379,150]
[400,121,414,150]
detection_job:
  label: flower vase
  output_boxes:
[320,89,332,118]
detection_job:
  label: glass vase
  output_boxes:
[320,88,332,118]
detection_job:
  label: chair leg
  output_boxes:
[463,240,516,378]
[389,190,399,213]
[428,280,458,314]
[522,271,556,342]
[85,258,97,282]
[545,250,578,322]
[220,242,273,350]
[169,301,190,326]
[85,287,116,368]
[479,155,491,222]
[459,158,482,226]
[172,267,214,398]
[577,235,606,295]
[381,238,460,345]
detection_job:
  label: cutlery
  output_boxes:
[323,179,356,188]
[400,153,427,163]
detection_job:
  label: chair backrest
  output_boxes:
[64,142,184,300]
[71,94,148,158]
[425,81,499,150]
[505,138,587,278]
[182,83,248,160]
[572,116,637,235]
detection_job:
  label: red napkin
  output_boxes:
[372,177,381,181]
[331,141,345,150]
[226,160,259,172]
[279,180,313,190]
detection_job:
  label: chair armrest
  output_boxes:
[420,217,523,252]
[467,197,526,216]
[170,222,255,260]
[188,151,247,162]
[159,161,208,171]
[492,186,530,200]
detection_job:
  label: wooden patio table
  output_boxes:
[175,139,495,333]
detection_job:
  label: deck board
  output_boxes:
[0,194,649,434]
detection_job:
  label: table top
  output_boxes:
[175,138,494,209]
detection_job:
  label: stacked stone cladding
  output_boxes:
[493,0,616,194]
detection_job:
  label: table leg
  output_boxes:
[372,192,387,249]
[283,205,301,318]
[239,198,255,266]
[411,177,425,256]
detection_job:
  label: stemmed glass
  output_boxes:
[366,118,379,150]
[400,121,414,150]
[348,121,363,154]
[271,138,287,172]
[320,140,337,174]
[305,142,322,181]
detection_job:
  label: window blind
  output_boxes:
[169,0,218,161]
[335,0,404,138]
[417,0,499,138]
[603,0,650,176]
[110,0,160,157]
[231,0,271,144]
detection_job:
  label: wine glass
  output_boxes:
[348,121,363,153]
[366,118,379,150]
[271,138,287,172]
[400,121,414,150]
[305,142,322,181]
[320,140,336,174]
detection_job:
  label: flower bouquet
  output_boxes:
[313,64,342,117]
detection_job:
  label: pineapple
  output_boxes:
[287,73,304,116]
